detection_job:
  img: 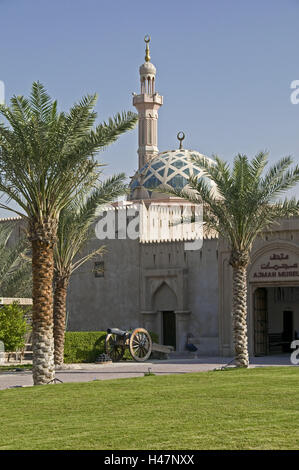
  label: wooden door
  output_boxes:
[254,288,268,356]
[162,311,176,349]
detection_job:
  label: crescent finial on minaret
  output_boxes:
[177,131,185,150]
[144,35,151,62]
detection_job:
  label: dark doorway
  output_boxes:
[282,311,293,352]
[162,311,176,349]
[254,288,268,356]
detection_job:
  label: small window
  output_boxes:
[94,261,104,278]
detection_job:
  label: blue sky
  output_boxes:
[0,0,299,216]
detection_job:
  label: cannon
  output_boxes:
[105,327,152,362]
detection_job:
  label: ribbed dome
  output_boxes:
[129,148,216,198]
[139,61,156,76]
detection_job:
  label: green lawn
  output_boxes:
[0,364,32,372]
[0,367,299,450]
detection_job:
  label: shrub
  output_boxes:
[0,303,30,352]
[64,332,106,363]
[64,330,159,363]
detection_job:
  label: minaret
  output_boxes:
[133,36,163,170]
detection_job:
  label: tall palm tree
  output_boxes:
[0,222,32,298]
[0,82,137,384]
[163,152,299,367]
[53,173,128,365]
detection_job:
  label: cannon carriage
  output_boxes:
[105,327,153,362]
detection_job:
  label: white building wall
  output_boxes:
[187,238,219,354]
[67,233,220,355]
[67,237,140,332]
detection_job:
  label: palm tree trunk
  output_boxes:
[31,239,55,385]
[53,276,69,365]
[232,264,249,367]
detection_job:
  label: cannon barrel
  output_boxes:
[107,328,127,336]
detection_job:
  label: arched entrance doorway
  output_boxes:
[248,243,299,356]
[153,282,177,349]
[253,286,299,355]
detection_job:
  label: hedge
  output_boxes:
[64,331,106,363]
[64,330,159,363]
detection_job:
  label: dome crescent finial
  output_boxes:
[177,131,185,150]
[144,35,151,62]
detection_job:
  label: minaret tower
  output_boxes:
[133,36,163,170]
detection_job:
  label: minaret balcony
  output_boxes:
[133,93,163,106]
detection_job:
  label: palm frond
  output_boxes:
[0,83,137,235]
[0,222,32,297]
[154,151,299,253]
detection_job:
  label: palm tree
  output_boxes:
[53,173,128,365]
[0,222,32,298]
[163,152,299,367]
[0,82,137,384]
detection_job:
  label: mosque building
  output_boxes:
[67,37,299,357]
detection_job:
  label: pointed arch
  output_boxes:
[152,281,177,311]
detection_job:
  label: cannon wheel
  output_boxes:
[105,333,125,362]
[129,328,152,362]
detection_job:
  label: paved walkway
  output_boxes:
[0,354,296,390]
